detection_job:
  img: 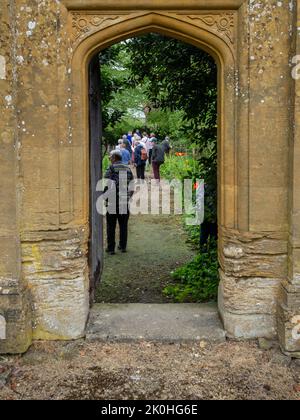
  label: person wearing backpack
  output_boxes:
[134,141,147,180]
[120,143,131,165]
[151,138,165,182]
[104,150,134,255]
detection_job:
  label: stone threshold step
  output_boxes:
[87,303,226,343]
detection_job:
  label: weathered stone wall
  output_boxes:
[21,228,89,340]
[219,228,288,339]
[0,1,32,353]
[219,0,295,342]
[0,0,90,351]
[15,0,90,341]
[277,0,300,357]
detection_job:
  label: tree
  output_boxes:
[100,34,218,230]
[124,34,218,227]
[124,34,217,145]
[99,44,147,147]
[99,45,125,134]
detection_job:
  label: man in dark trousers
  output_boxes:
[151,138,165,182]
[105,150,134,255]
[134,141,147,180]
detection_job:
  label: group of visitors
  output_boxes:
[104,130,171,255]
[114,131,171,181]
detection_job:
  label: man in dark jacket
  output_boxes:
[151,138,165,182]
[162,137,172,155]
[105,151,134,255]
[134,142,147,180]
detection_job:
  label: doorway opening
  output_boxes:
[88,33,219,307]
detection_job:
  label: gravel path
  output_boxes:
[0,340,299,400]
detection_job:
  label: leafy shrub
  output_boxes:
[163,240,219,303]
[104,116,146,145]
[160,155,201,182]
[102,154,110,172]
[184,224,201,251]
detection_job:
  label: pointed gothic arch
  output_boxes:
[1,0,297,356]
[70,11,238,233]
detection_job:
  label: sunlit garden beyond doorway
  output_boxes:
[94,33,219,305]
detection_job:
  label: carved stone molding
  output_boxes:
[70,11,236,49]
[185,14,235,44]
[62,0,245,11]
[71,13,126,43]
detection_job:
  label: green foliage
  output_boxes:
[99,45,126,134]
[184,224,201,251]
[104,116,146,145]
[124,34,217,146]
[123,34,218,224]
[100,44,147,146]
[160,155,201,182]
[163,241,219,303]
[146,109,188,145]
[162,188,219,303]
[100,37,220,304]
[102,154,110,172]
[100,34,218,224]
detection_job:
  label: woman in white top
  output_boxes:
[116,139,123,151]
[145,134,155,165]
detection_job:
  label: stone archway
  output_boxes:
[0,0,299,357]
[69,8,238,340]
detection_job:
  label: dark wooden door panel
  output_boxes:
[89,54,103,302]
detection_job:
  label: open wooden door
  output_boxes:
[88,54,103,303]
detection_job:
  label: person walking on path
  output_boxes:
[151,138,165,182]
[142,133,153,165]
[135,129,142,139]
[116,139,123,151]
[105,150,134,255]
[142,132,149,147]
[120,143,131,165]
[123,135,132,155]
[127,131,133,144]
[146,133,155,165]
[134,141,147,180]
[162,136,172,155]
